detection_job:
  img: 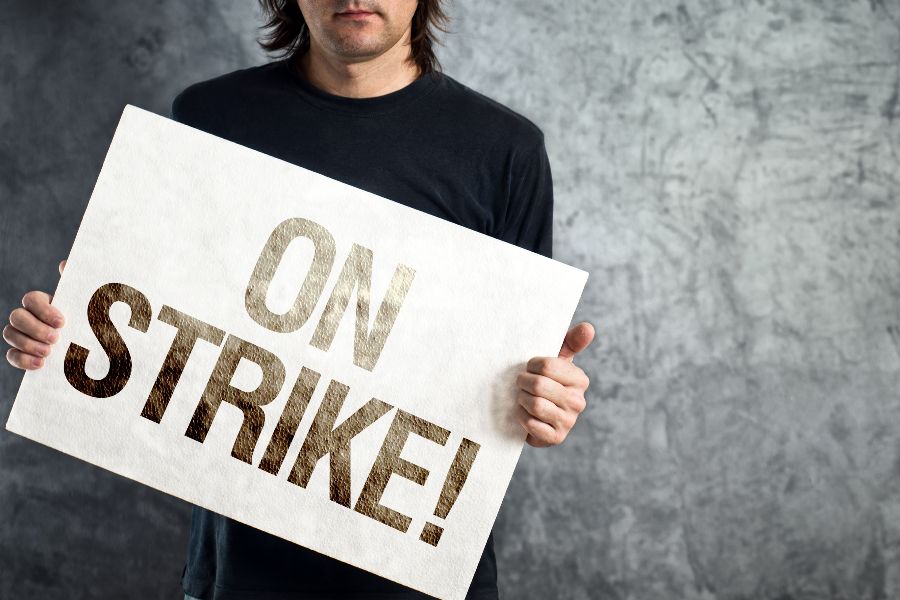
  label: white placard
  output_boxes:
[6,105,587,600]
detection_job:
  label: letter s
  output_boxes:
[64,282,152,398]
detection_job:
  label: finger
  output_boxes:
[516,390,570,430]
[59,259,67,276]
[6,348,44,370]
[516,371,568,407]
[559,321,595,361]
[2,325,52,358]
[526,434,552,448]
[526,356,590,389]
[21,291,65,328]
[514,405,560,447]
[9,308,59,345]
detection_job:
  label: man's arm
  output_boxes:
[501,133,594,447]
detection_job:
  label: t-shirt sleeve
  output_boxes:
[169,83,215,131]
[497,134,554,260]
[170,88,188,123]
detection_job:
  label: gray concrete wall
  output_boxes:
[1,1,898,599]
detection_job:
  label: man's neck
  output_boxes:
[297,39,420,99]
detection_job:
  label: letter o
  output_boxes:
[245,218,336,333]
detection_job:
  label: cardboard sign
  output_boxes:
[6,105,587,600]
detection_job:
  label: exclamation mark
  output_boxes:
[420,438,480,546]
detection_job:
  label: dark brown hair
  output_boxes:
[257,1,451,76]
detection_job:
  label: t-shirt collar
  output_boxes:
[280,57,439,115]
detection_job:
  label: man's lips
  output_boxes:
[337,10,375,20]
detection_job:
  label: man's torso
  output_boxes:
[172,59,553,600]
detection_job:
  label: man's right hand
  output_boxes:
[4,260,67,371]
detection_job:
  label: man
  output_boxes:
[3,1,594,598]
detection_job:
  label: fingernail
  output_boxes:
[32,357,43,368]
[35,344,50,357]
[47,330,59,343]
[52,317,64,327]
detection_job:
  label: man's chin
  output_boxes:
[328,42,392,61]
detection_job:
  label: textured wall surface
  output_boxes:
[2,1,899,599]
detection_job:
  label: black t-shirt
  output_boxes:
[171,58,553,600]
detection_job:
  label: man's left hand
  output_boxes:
[515,322,594,447]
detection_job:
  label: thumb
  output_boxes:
[58,259,67,276]
[559,321,595,361]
